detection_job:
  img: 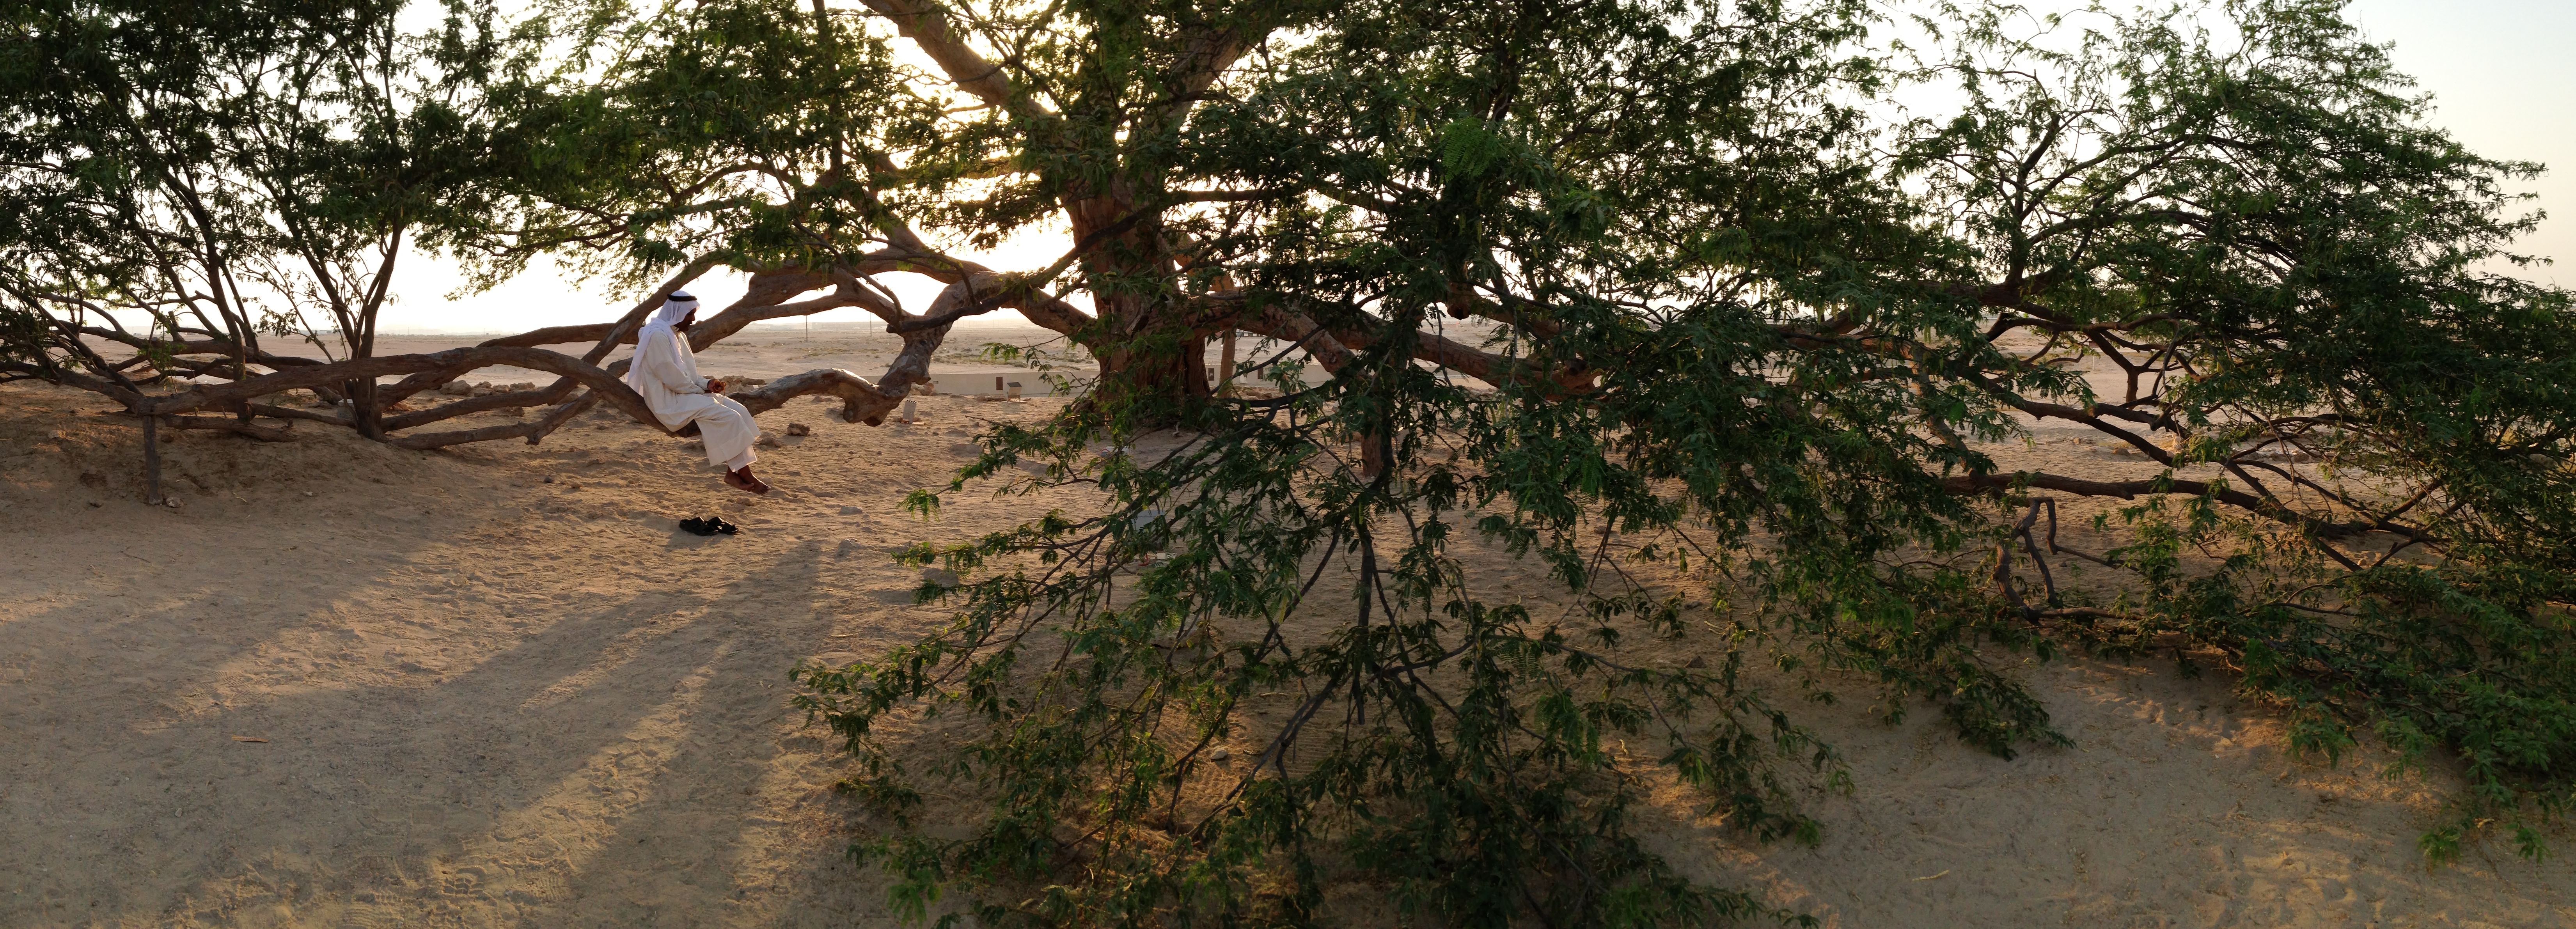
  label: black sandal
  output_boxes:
[710,516,740,535]
[679,517,717,537]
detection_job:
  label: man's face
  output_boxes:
[676,309,698,332]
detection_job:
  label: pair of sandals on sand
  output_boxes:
[678,516,740,537]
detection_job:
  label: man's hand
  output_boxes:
[706,378,726,394]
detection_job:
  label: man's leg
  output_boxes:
[698,399,771,494]
[720,448,769,494]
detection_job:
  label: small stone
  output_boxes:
[506,382,537,392]
[1684,655,1708,669]
[1208,747,1231,763]
[786,422,812,436]
[921,567,961,587]
[439,380,472,395]
[838,505,862,516]
[756,432,783,449]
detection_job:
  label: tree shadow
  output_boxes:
[0,521,901,925]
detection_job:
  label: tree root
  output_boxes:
[160,415,293,442]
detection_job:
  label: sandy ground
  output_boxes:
[4,333,2573,927]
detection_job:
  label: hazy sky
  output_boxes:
[2344,0,2575,275]
[380,0,2576,333]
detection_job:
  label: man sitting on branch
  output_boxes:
[628,291,769,494]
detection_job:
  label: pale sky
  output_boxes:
[380,0,2576,333]
[2344,0,2574,279]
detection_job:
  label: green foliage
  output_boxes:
[772,0,2576,924]
[0,0,511,393]
[1892,0,2576,860]
[460,0,946,285]
[803,410,1850,926]
[2099,496,2576,866]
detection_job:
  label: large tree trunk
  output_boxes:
[1095,313,1210,399]
[1068,191,1209,402]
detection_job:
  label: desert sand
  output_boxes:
[4,325,2571,927]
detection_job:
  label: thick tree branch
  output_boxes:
[859,0,1025,114]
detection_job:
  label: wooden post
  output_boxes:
[1218,329,1237,393]
[141,411,164,505]
[350,378,383,440]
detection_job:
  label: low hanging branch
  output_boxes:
[0,255,1002,494]
[3,185,1144,497]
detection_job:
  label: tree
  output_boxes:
[758,0,2576,924]
[0,0,508,444]
[1893,1,2576,861]
[0,0,922,489]
[5,0,2568,922]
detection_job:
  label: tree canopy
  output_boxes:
[5,0,2572,924]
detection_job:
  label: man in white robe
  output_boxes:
[628,291,770,494]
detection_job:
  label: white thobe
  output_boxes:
[628,325,759,471]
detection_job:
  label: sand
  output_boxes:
[4,329,2572,927]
